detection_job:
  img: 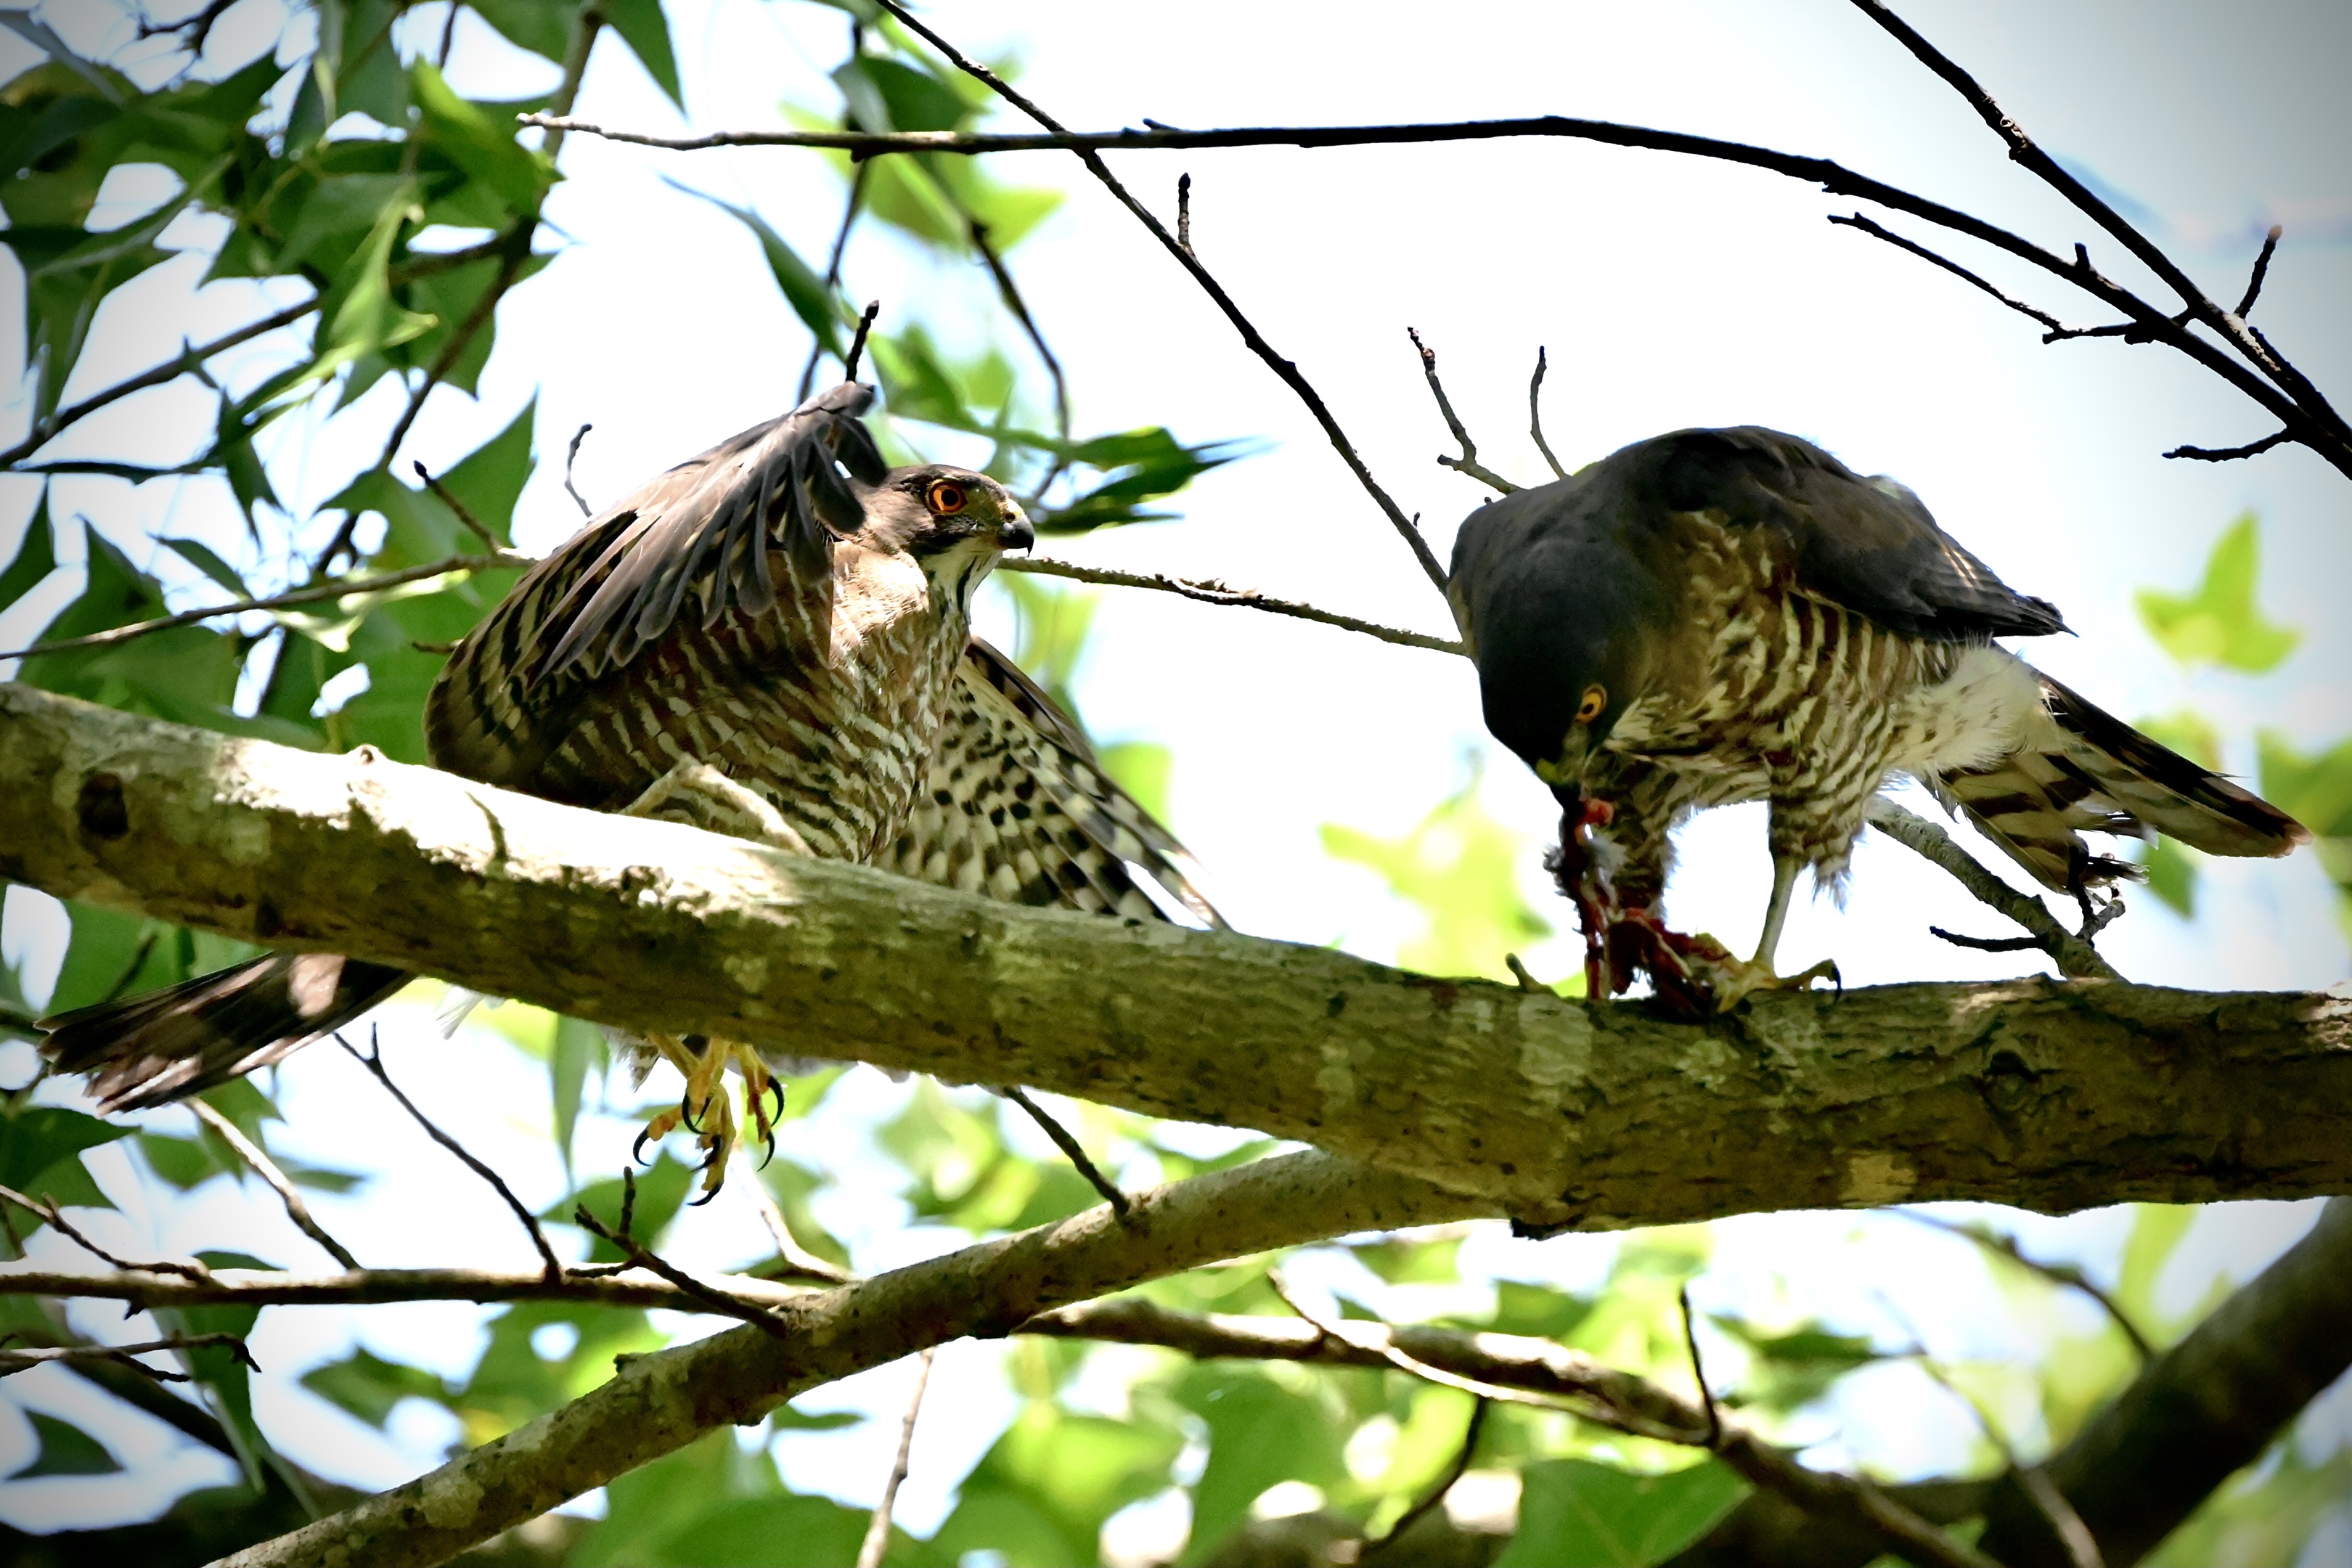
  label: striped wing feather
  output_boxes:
[882,640,1225,927]
[532,381,886,682]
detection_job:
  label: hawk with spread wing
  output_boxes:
[1447,425,2308,1009]
[45,383,1217,1179]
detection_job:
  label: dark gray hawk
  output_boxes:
[45,383,1218,1181]
[1447,425,2308,1010]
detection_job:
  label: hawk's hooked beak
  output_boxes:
[998,510,1036,552]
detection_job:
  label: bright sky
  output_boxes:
[1,0,2348,1548]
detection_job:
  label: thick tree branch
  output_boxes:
[212,1151,1481,1568]
[5,687,2350,1236]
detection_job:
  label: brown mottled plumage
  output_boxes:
[1448,425,2308,1006]
[45,384,1219,1129]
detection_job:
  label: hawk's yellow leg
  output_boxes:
[622,761,803,1194]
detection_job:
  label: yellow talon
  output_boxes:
[635,1034,784,1197]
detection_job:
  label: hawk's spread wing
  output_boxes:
[881,639,1225,927]
[531,380,888,682]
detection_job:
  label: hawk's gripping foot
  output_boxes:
[1557,797,1837,1014]
[632,1034,784,1201]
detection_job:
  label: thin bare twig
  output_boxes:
[1236,1283,2000,1568]
[1678,1283,1720,1448]
[854,1348,934,1568]
[1893,1337,2102,1568]
[843,300,881,383]
[0,1263,818,1312]
[857,4,1450,592]
[999,1087,1128,1217]
[412,461,501,552]
[571,1199,791,1338]
[338,1029,563,1283]
[0,1332,255,1381]
[1830,212,2070,334]
[1896,1211,2153,1360]
[0,1184,209,1281]
[563,422,595,515]
[737,1148,856,1285]
[796,159,872,403]
[1176,172,1193,257]
[0,298,317,471]
[521,101,2349,480]
[1528,346,1568,481]
[1845,0,2348,449]
[1863,799,2121,981]
[2236,224,2283,318]
[189,1100,362,1273]
[970,221,1070,452]
[0,550,527,662]
[1407,327,1520,495]
[1000,555,1462,656]
[1361,1395,1486,1560]
[2166,430,2291,463]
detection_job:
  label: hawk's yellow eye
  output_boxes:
[1575,685,1607,724]
[926,479,969,515]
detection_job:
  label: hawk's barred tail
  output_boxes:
[40,954,409,1112]
[1936,673,2311,894]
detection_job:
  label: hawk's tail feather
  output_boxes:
[41,954,410,1113]
[1935,674,2309,894]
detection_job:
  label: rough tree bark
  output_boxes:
[5,685,2349,1233]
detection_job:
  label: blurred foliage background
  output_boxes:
[0,1,2348,1565]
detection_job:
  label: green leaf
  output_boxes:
[1496,1458,1750,1568]
[1178,1366,1347,1564]
[409,62,553,216]
[2259,730,2352,841]
[467,0,576,62]
[0,489,58,614]
[301,1347,448,1429]
[1707,1315,1881,1414]
[2138,837,2199,917]
[1322,766,1553,983]
[665,179,845,356]
[598,0,685,109]
[138,1130,228,1191]
[932,1398,1185,1568]
[7,1411,122,1478]
[550,1015,605,1180]
[571,1428,870,1568]
[2133,513,2299,673]
[159,535,248,596]
[152,1251,278,1493]
[0,1106,131,1197]
[1098,740,1172,824]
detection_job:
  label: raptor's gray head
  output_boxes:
[862,464,1034,605]
[1447,475,1673,786]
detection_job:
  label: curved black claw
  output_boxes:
[680,1091,707,1135]
[755,1125,777,1169]
[687,1142,726,1205]
[1827,960,1845,1001]
[764,1079,786,1127]
[632,1124,658,1166]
